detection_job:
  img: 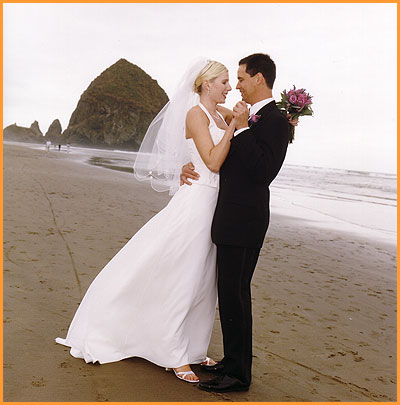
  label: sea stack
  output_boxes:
[3,121,43,143]
[45,119,62,142]
[62,59,169,149]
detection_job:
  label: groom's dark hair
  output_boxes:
[239,53,276,89]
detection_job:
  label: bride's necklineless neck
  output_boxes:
[199,101,218,116]
[199,102,227,131]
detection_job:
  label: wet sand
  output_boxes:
[3,143,396,401]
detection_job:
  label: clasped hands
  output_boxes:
[232,101,299,128]
[232,101,250,130]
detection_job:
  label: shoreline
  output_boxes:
[4,140,397,177]
[4,140,396,249]
[3,143,396,401]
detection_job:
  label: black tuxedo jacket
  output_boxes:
[211,101,289,248]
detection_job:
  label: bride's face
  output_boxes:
[208,72,231,103]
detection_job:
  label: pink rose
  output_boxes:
[297,94,307,107]
[289,94,297,104]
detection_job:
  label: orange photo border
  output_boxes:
[1,1,398,404]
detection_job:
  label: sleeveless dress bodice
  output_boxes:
[185,103,225,188]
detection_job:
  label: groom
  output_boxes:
[182,53,291,392]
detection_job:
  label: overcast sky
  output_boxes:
[4,3,397,174]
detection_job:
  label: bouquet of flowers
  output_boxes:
[276,86,313,143]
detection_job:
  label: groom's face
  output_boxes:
[236,64,257,105]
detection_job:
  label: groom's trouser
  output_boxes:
[216,244,261,386]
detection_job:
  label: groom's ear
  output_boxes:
[255,72,266,86]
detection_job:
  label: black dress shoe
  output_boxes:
[198,374,249,393]
[200,361,224,374]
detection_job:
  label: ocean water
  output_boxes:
[270,165,396,245]
[6,141,397,246]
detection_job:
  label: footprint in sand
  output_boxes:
[96,393,110,401]
[31,377,46,387]
[358,341,370,347]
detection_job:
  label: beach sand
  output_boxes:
[3,143,396,401]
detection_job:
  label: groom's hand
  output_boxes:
[180,162,199,186]
[233,101,249,130]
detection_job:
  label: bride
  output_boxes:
[56,58,237,383]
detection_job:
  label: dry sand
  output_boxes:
[3,143,396,402]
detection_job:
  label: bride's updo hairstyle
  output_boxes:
[194,61,227,94]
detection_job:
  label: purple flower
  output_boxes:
[297,94,307,107]
[249,114,261,123]
[275,84,314,144]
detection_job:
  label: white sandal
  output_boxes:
[165,367,199,383]
[201,356,216,366]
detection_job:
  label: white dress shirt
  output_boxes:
[233,97,274,137]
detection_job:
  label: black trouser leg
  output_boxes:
[217,244,260,385]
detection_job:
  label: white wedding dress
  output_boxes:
[56,104,224,368]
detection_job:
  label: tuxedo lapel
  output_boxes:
[248,101,277,129]
[256,100,276,117]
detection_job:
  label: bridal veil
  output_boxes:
[133,57,211,195]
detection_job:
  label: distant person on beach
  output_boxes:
[56,55,295,390]
[58,144,61,151]
[45,140,51,152]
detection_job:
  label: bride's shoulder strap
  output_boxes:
[198,103,213,122]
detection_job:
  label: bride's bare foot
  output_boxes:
[173,364,199,383]
[201,356,217,366]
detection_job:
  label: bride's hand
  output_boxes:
[233,101,249,130]
[287,114,299,127]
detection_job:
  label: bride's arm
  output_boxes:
[217,105,234,124]
[186,107,236,173]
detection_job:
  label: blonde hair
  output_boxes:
[194,61,228,94]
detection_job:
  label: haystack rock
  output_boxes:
[3,121,43,143]
[45,119,62,142]
[62,58,169,149]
